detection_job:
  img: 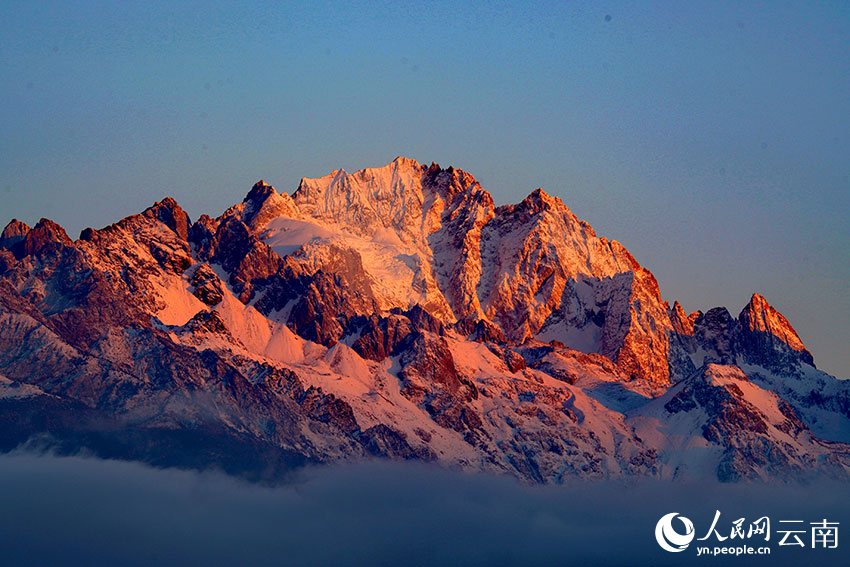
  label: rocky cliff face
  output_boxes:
[737,292,815,370]
[244,157,675,385]
[0,157,848,483]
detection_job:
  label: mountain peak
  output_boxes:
[1,219,30,240]
[738,293,809,356]
[525,187,561,208]
[421,161,479,202]
[241,181,300,231]
[143,197,191,241]
[0,219,32,258]
[1,158,848,485]
[349,156,426,181]
[746,292,768,311]
[244,180,276,204]
[496,188,572,220]
[292,158,435,242]
[391,155,422,169]
[669,300,695,336]
[21,218,73,256]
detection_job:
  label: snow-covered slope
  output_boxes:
[224,158,675,385]
[0,157,847,483]
[630,364,849,481]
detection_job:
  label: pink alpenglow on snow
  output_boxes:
[0,158,848,483]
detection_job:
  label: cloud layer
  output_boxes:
[0,454,847,566]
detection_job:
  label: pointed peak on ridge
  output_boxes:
[738,292,807,350]
[740,292,778,322]
[1,219,31,240]
[20,218,74,256]
[143,197,191,241]
[507,187,569,216]
[390,156,422,169]
[737,292,814,367]
[244,179,278,204]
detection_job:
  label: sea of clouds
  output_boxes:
[0,453,847,566]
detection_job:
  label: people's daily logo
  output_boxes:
[655,513,695,552]
[655,511,838,557]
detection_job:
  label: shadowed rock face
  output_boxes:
[0,220,30,258]
[693,307,738,365]
[0,219,30,241]
[0,158,848,483]
[737,293,815,370]
[145,197,191,242]
[663,293,817,381]
[22,218,74,258]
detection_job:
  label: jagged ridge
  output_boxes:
[0,157,848,483]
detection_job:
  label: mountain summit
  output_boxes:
[1,158,848,482]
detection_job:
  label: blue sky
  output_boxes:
[1,1,848,377]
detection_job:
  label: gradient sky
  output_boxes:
[1,1,848,378]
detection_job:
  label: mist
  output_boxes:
[0,454,847,566]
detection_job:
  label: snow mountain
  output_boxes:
[1,157,848,482]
